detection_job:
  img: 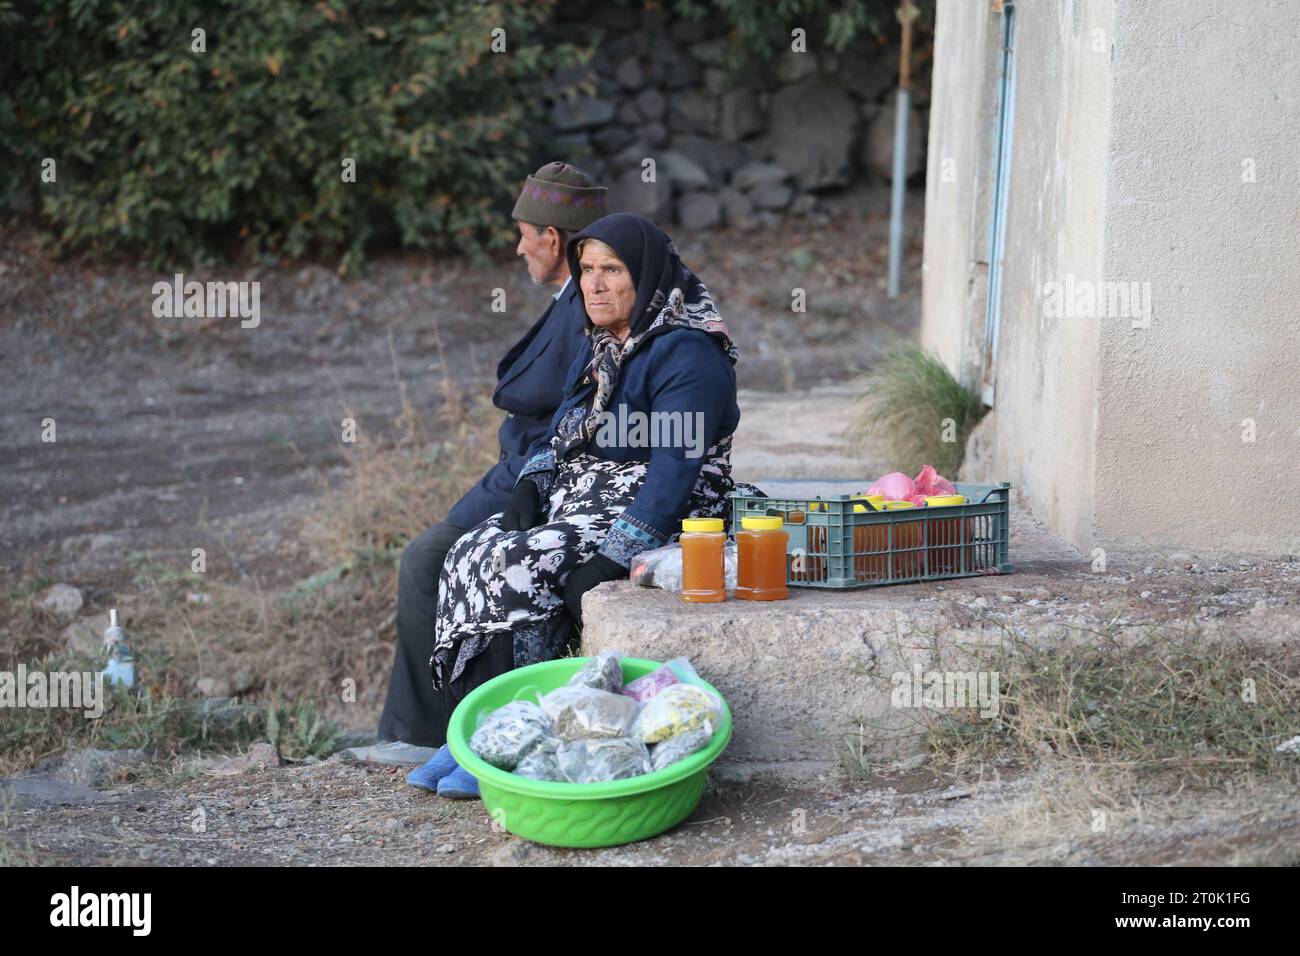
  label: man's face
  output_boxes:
[515,221,566,286]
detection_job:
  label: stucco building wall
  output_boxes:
[922,0,1299,555]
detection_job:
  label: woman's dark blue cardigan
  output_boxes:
[518,325,740,567]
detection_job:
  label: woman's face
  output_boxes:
[578,240,636,341]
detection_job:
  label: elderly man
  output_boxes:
[348,162,608,773]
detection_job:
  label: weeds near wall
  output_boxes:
[852,342,985,477]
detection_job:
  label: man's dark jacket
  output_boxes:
[446,280,587,529]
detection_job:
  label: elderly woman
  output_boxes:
[410,213,741,797]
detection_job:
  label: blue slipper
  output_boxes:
[436,765,480,800]
[405,744,459,791]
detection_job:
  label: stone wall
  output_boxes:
[537,3,930,232]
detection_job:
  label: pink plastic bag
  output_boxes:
[620,664,681,702]
[913,465,957,499]
[866,471,916,501]
[867,466,956,506]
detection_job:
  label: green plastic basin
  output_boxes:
[446,656,732,848]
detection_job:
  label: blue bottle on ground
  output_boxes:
[101,609,135,689]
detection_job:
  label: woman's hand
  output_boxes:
[501,479,543,531]
[562,553,625,625]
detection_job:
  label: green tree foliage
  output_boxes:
[667,0,934,57]
[0,0,584,270]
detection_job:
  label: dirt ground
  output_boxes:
[8,752,1298,867]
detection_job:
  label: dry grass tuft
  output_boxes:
[851,341,985,477]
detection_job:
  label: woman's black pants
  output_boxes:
[377,520,514,747]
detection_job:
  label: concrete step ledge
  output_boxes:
[581,570,1300,781]
[582,582,998,775]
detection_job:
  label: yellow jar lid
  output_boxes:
[741,516,784,530]
[852,504,868,513]
[853,494,885,503]
[807,501,823,511]
[682,518,724,532]
[883,500,916,510]
[924,495,966,507]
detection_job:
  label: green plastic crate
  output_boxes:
[729,481,1013,589]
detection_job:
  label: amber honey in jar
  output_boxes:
[881,500,920,578]
[803,501,827,583]
[736,516,789,601]
[851,496,885,582]
[680,517,727,603]
[923,495,970,574]
[782,510,807,581]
